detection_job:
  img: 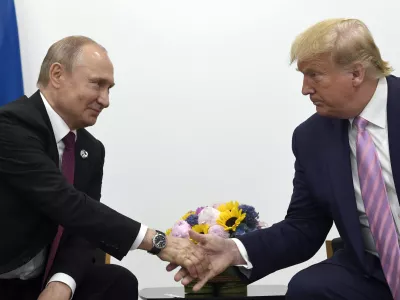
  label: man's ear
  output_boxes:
[351,63,366,87]
[48,63,64,89]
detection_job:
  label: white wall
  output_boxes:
[14,0,400,292]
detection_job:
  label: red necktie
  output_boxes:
[42,131,75,287]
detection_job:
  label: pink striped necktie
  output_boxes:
[355,116,400,299]
[42,131,76,287]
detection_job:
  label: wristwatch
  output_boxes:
[148,230,167,255]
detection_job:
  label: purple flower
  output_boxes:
[186,214,199,227]
[239,204,259,229]
[208,225,230,238]
[196,207,204,214]
[171,220,191,238]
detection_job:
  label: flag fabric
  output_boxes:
[0,0,24,105]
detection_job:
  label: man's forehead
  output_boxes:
[72,63,115,86]
[75,44,112,66]
[297,57,331,72]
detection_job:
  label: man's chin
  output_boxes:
[315,107,341,118]
[82,118,98,128]
[315,106,331,117]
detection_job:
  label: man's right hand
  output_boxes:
[139,228,211,279]
[166,230,246,292]
[157,234,211,280]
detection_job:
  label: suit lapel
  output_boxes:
[74,130,93,189]
[29,90,59,167]
[29,90,94,187]
[326,118,365,265]
[386,76,400,206]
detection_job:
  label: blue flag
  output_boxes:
[0,0,24,105]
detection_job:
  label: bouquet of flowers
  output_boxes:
[166,200,267,239]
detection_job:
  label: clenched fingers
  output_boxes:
[180,245,209,278]
[174,267,188,282]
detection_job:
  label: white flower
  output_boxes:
[198,206,220,226]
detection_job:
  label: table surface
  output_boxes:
[139,285,287,299]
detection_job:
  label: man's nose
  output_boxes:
[98,91,110,108]
[302,78,314,95]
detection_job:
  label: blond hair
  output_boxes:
[290,18,393,78]
[37,35,105,87]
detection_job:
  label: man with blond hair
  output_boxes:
[0,36,209,300]
[171,19,400,299]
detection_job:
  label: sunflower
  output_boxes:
[216,206,246,231]
[217,200,240,212]
[192,223,210,234]
[181,210,196,220]
[190,224,210,244]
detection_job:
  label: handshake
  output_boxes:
[145,228,247,291]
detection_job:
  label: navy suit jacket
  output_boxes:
[237,75,400,283]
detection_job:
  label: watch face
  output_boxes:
[154,234,166,249]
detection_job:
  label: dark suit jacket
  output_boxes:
[237,75,400,283]
[0,90,141,281]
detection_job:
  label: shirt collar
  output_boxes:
[349,77,387,129]
[40,92,77,143]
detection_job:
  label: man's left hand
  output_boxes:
[38,282,72,300]
[166,230,244,291]
[157,234,210,280]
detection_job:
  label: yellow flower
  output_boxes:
[192,224,210,235]
[217,200,240,212]
[190,224,210,244]
[166,228,172,236]
[181,210,196,220]
[217,206,246,231]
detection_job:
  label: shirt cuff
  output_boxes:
[130,224,148,250]
[47,273,76,299]
[231,238,253,278]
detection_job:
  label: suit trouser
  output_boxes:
[0,264,138,300]
[286,249,393,300]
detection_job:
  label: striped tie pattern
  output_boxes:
[355,116,400,299]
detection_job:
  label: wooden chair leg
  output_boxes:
[325,240,333,258]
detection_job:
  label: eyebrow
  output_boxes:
[297,68,316,74]
[91,77,115,88]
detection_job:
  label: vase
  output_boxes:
[184,267,247,298]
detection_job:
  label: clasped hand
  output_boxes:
[159,230,239,292]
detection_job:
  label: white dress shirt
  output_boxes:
[234,77,400,273]
[0,92,147,297]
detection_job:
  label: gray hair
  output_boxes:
[37,35,106,87]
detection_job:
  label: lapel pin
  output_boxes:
[80,149,88,159]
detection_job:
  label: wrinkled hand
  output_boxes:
[166,230,242,292]
[37,282,71,300]
[157,234,210,280]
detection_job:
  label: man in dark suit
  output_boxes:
[171,18,400,299]
[0,36,209,300]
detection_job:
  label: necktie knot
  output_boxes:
[354,116,368,131]
[63,132,75,150]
